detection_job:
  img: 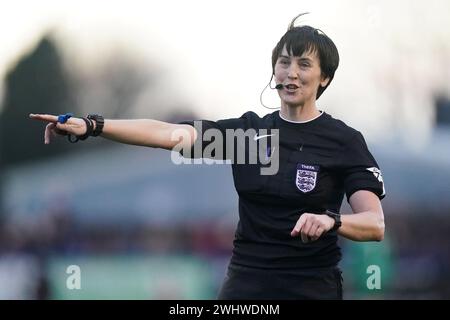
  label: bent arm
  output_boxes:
[338,190,385,241]
[101,119,197,150]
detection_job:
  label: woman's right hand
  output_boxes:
[29,113,87,144]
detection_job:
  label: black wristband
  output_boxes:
[87,114,104,136]
[65,114,103,143]
[326,210,342,232]
[75,117,94,141]
[66,116,94,143]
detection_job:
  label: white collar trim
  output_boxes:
[279,110,324,124]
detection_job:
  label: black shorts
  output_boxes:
[218,263,343,300]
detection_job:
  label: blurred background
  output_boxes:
[1,0,450,299]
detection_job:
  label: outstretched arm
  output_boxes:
[100,119,196,150]
[29,114,197,151]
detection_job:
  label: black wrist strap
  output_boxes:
[78,117,94,140]
[326,210,341,232]
[87,114,104,136]
[67,117,93,143]
[68,134,79,143]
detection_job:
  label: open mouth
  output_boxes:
[285,84,299,92]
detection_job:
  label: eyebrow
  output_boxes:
[279,55,313,62]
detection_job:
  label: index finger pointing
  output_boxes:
[29,114,59,123]
[291,213,307,237]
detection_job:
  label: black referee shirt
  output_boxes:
[179,111,385,269]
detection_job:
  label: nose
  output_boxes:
[287,63,300,80]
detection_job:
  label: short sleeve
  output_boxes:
[339,131,386,201]
[178,112,254,160]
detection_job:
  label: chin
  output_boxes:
[283,100,306,108]
[282,94,315,108]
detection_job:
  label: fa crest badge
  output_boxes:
[296,164,320,193]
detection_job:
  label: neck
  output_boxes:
[280,102,321,122]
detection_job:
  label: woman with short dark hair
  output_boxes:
[30,13,385,299]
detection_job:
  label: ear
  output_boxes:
[320,74,330,88]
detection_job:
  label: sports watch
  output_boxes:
[325,210,342,232]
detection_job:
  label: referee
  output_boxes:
[30,14,385,300]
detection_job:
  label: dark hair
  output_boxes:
[271,13,339,99]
